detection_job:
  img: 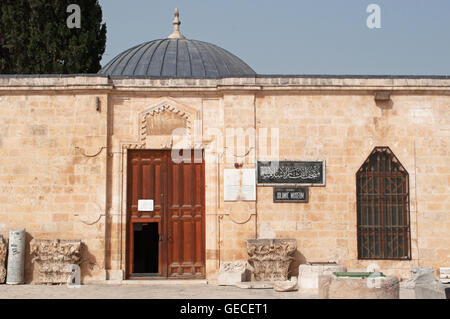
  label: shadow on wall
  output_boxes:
[375,99,393,110]
[79,243,98,283]
[25,232,34,283]
[289,249,307,278]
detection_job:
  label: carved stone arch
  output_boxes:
[138,99,200,147]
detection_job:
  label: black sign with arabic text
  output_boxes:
[257,161,325,185]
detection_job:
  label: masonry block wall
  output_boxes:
[255,92,450,279]
[0,77,448,282]
[0,90,108,282]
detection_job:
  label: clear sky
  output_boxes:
[98,0,450,75]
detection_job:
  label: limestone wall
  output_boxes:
[0,76,448,282]
[0,90,108,282]
[254,92,449,279]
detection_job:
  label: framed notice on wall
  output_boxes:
[224,169,256,201]
[138,199,154,211]
[257,160,325,186]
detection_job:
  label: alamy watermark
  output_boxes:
[66,4,382,30]
[67,264,81,288]
[168,120,280,168]
[67,4,81,29]
[366,4,381,29]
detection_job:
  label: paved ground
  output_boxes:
[0,283,415,299]
[0,284,317,299]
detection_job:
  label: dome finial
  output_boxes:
[168,8,185,39]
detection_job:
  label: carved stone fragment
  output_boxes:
[401,266,435,289]
[0,235,7,283]
[246,238,297,282]
[30,239,82,284]
[234,281,274,289]
[403,266,448,299]
[274,276,298,292]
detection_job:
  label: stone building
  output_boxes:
[0,10,448,283]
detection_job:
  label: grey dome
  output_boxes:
[98,39,256,79]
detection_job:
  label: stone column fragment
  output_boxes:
[6,228,26,285]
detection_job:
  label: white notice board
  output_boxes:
[224,169,256,201]
[138,199,154,211]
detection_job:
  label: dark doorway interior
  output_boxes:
[133,223,159,274]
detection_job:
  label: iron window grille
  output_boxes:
[356,147,411,260]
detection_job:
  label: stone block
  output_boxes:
[218,261,251,286]
[30,239,82,284]
[107,269,124,281]
[319,274,400,299]
[299,262,347,289]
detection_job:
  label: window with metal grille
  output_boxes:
[356,147,411,260]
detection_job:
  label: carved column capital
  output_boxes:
[30,239,82,284]
[246,238,297,281]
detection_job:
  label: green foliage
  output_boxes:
[0,0,107,74]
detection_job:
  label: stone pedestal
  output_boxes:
[218,261,251,286]
[0,235,7,283]
[30,239,82,284]
[299,262,347,289]
[246,238,297,282]
[107,269,124,281]
[6,229,26,285]
[319,273,400,299]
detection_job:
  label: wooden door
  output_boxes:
[167,150,205,278]
[126,150,205,278]
[127,150,168,277]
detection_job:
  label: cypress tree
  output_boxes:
[0,0,107,74]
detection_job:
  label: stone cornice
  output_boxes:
[0,75,450,92]
[0,75,112,91]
